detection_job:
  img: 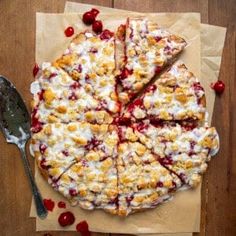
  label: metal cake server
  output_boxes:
[0,75,47,219]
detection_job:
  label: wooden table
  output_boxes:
[0,0,235,235]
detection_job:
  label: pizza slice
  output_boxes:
[122,62,206,123]
[117,18,187,103]
[30,63,114,131]
[31,122,119,185]
[117,141,181,216]
[53,31,120,114]
[131,122,219,187]
[49,123,119,214]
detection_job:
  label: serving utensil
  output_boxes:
[0,75,47,219]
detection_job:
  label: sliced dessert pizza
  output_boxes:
[130,122,219,186]
[123,62,206,122]
[53,31,120,114]
[54,156,118,214]
[117,18,187,103]
[117,141,181,216]
[30,63,114,131]
[30,122,119,184]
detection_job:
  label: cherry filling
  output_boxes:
[69,188,77,197]
[155,66,162,75]
[156,181,164,188]
[70,82,80,90]
[116,68,133,81]
[127,98,143,112]
[33,63,39,77]
[58,211,75,227]
[39,143,47,154]
[155,36,162,42]
[76,220,91,236]
[40,159,50,170]
[85,138,102,150]
[126,195,134,207]
[31,108,43,133]
[58,201,66,208]
[68,92,78,100]
[48,72,57,80]
[89,47,98,53]
[62,150,69,156]
[146,84,157,92]
[158,156,173,165]
[43,199,55,212]
[100,29,114,40]
[133,122,148,133]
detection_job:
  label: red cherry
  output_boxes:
[92,20,103,34]
[211,80,225,94]
[33,63,39,77]
[83,11,96,25]
[91,8,100,17]
[58,201,66,208]
[100,29,114,40]
[58,211,75,227]
[76,221,91,236]
[64,26,74,37]
[43,199,55,212]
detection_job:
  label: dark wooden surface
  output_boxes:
[0,0,235,235]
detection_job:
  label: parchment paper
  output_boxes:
[30,2,226,234]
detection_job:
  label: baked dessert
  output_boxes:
[117,18,187,104]
[122,62,206,123]
[30,17,219,216]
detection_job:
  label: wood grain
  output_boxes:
[0,0,235,235]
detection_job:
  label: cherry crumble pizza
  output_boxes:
[30,17,219,216]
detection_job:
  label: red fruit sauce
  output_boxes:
[211,80,225,94]
[64,26,74,37]
[92,20,103,34]
[58,201,66,209]
[100,29,114,40]
[33,63,39,77]
[39,143,47,154]
[58,211,75,227]
[43,199,55,212]
[69,189,77,197]
[76,220,91,236]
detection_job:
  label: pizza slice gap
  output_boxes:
[117,141,182,216]
[116,18,187,104]
[44,123,120,214]
[53,31,121,115]
[131,122,219,187]
[30,63,114,128]
[122,62,206,124]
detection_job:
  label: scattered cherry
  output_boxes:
[91,8,100,17]
[64,26,74,37]
[100,29,114,40]
[76,220,91,236]
[82,11,96,25]
[58,201,66,209]
[92,20,103,34]
[58,211,75,227]
[43,199,55,212]
[211,80,225,94]
[33,63,39,77]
